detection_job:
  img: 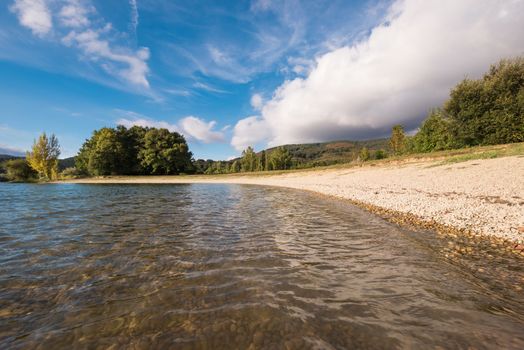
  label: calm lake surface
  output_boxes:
[0,183,523,349]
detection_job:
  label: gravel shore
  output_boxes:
[64,156,524,243]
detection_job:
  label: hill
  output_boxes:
[264,139,390,168]
[0,154,21,163]
[194,138,390,174]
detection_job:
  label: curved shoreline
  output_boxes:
[59,155,524,250]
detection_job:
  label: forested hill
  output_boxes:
[0,154,20,162]
[264,139,389,168]
[194,138,390,174]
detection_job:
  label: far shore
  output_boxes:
[59,152,524,247]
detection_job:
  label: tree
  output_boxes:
[256,150,266,171]
[87,128,124,176]
[138,128,192,175]
[374,149,387,160]
[3,159,37,182]
[409,109,454,153]
[444,57,524,146]
[27,133,61,180]
[230,160,241,173]
[240,146,257,172]
[389,125,406,155]
[76,126,193,176]
[268,147,292,170]
[359,147,370,161]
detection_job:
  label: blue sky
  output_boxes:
[1,0,523,159]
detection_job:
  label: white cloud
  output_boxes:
[231,116,270,151]
[250,93,263,110]
[117,117,178,132]
[179,116,225,143]
[116,113,225,143]
[10,0,52,37]
[9,0,151,90]
[63,29,150,88]
[129,0,139,33]
[233,0,524,148]
[59,0,91,28]
[193,82,227,94]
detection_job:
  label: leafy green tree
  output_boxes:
[256,150,266,171]
[87,128,124,176]
[359,147,370,161]
[3,159,37,182]
[116,125,147,174]
[409,109,454,152]
[230,160,241,173]
[138,128,192,175]
[268,147,292,170]
[241,146,257,172]
[374,149,387,160]
[389,125,406,155]
[27,133,60,180]
[444,57,524,146]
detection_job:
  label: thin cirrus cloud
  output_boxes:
[117,114,225,144]
[9,0,151,90]
[231,0,524,151]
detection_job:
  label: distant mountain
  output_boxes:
[0,147,25,157]
[0,154,22,163]
[58,157,76,170]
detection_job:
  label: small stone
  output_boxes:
[253,331,264,346]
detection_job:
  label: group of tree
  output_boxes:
[0,133,61,182]
[202,146,293,174]
[75,126,193,176]
[404,57,523,153]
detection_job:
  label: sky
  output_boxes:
[0,0,523,159]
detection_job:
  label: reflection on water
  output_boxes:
[0,183,523,349]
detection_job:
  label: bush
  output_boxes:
[374,149,387,160]
[2,159,37,182]
[60,167,83,179]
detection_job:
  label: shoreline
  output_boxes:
[59,155,524,249]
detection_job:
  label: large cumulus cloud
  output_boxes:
[232,0,524,150]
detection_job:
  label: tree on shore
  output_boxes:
[359,147,370,161]
[76,126,193,176]
[268,147,292,170]
[241,146,257,172]
[390,125,406,155]
[26,133,60,180]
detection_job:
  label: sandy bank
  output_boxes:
[63,156,524,243]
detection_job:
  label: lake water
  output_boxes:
[0,183,523,349]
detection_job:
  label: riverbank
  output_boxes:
[61,151,524,247]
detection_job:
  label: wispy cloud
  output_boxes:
[115,111,225,143]
[59,0,91,28]
[8,0,151,90]
[193,82,228,94]
[129,0,139,35]
[9,0,52,37]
